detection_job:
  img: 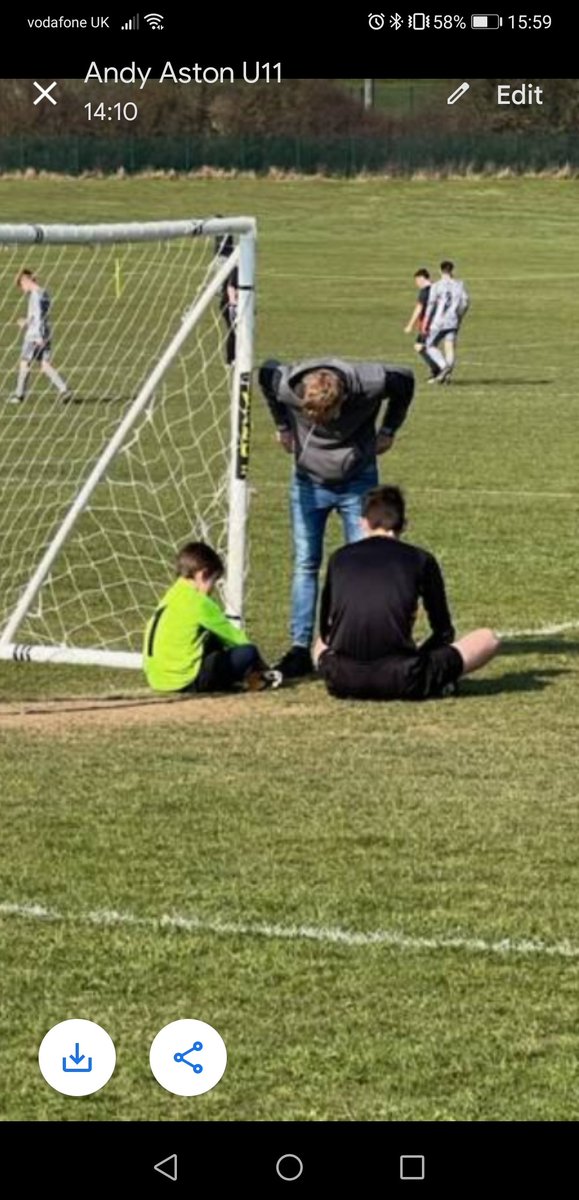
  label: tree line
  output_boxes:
[0,78,576,139]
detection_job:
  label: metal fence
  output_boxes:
[2,134,579,175]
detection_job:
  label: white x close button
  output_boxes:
[33,81,58,106]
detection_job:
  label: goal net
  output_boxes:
[0,217,255,669]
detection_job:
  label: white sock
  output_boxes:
[427,345,447,372]
[43,364,68,394]
[16,365,29,398]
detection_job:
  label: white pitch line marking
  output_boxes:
[259,482,579,500]
[1,901,579,961]
[497,620,579,638]
[414,487,579,500]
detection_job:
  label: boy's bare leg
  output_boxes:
[453,628,500,675]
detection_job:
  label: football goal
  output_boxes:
[0,216,255,669]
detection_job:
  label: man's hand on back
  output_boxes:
[376,432,394,455]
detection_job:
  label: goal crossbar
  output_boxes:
[0,217,256,245]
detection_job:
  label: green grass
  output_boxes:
[1,176,579,1122]
[343,78,449,115]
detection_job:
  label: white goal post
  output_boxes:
[0,217,256,669]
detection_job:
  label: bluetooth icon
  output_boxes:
[390,12,403,28]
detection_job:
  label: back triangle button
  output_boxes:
[154,1154,178,1181]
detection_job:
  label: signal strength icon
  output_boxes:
[144,12,164,28]
[121,13,140,29]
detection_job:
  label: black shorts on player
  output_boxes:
[318,642,463,701]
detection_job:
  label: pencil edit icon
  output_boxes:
[447,82,470,105]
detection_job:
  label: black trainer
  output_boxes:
[274,645,314,679]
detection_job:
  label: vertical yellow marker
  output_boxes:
[114,258,122,299]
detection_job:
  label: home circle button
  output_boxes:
[276,1154,304,1181]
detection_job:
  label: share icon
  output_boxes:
[173,1041,204,1073]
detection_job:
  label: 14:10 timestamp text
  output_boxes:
[85,103,138,121]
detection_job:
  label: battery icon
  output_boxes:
[471,13,502,27]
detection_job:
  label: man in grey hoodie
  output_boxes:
[258,356,414,678]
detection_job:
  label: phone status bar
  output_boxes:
[367,13,553,31]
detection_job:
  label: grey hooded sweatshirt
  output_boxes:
[259,357,414,485]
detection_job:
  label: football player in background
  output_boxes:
[404,267,439,380]
[424,260,470,384]
[10,269,71,404]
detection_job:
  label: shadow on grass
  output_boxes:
[461,667,570,696]
[500,638,579,657]
[0,694,194,716]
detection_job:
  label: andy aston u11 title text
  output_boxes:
[85,62,282,87]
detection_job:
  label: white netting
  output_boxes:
[0,223,248,656]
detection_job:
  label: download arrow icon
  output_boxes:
[62,1043,93,1072]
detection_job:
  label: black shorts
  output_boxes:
[318,645,463,701]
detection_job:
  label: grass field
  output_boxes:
[344,78,449,114]
[1,175,579,1123]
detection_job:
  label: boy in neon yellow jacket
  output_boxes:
[144,542,280,693]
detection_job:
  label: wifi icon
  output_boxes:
[144,11,164,27]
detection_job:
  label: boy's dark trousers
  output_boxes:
[184,634,262,693]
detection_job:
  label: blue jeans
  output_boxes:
[290,463,379,647]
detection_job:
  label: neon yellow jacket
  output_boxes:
[143,577,249,692]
